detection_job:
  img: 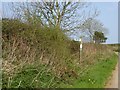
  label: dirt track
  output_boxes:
[105,63,118,88]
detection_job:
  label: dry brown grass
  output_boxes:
[70,43,114,70]
[2,35,114,88]
[2,35,71,79]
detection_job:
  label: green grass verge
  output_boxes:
[61,53,118,88]
[2,53,118,88]
[2,64,60,88]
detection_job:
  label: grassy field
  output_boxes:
[61,53,118,88]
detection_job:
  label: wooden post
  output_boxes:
[79,37,82,64]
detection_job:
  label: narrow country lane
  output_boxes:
[105,51,119,88]
[105,63,118,88]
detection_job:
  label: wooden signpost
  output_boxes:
[79,37,82,64]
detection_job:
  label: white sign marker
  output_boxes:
[80,38,82,51]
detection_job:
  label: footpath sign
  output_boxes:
[80,38,83,51]
[79,38,82,63]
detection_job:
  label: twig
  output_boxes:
[16,81,22,88]
[47,77,55,88]
[30,64,48,86]
[8,77,12,88]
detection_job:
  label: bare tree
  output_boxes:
[7,1,101,39]
[79,18,108,42]
[11,1,87,30]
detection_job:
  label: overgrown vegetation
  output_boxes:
[2,18,77,88]
[61,53,118,88]
[2,18,118,88]
[108,44,120,52]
